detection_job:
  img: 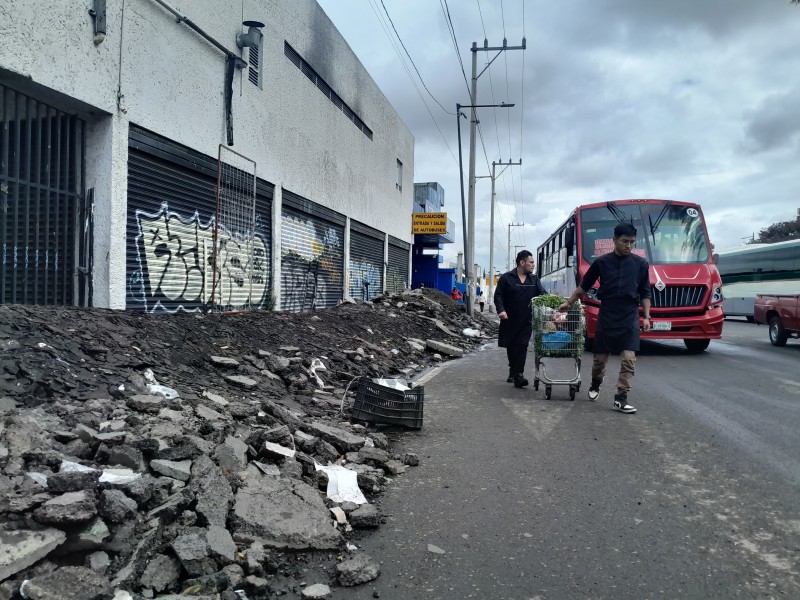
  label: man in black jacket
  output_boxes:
[559,223,652,414]
[494,250,547,388]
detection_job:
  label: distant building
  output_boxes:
[0,0,413,311]
[411,182,457,293]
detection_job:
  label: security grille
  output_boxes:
[387,236,410,294]
[0,84,91,306]
[281,191,344,312]
[349,221,384,301]
[212,145,258,312]
[651,285,705,308]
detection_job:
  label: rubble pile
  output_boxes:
[0,289,495,599]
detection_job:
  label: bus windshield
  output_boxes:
[579,203,710,265]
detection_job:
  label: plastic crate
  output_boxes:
[351,379,424,429]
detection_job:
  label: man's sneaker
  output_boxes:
[613,392,636,414]
[587,378,602,401]
[513,374,529,389]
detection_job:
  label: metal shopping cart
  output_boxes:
[531,299,586,400]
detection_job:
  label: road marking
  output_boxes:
[500,397,572,442]
[415,367,443,387]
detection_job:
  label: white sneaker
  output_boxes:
[613,392,636,414]
[588,387,600,401]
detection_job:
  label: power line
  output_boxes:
[366,0,458,165]
[440,0,472,100]
[379,0,454,115]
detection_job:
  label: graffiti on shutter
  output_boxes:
[387,236,410,294]
[349,221,384,301]
[281,205,344,311]
[126,129,272,313]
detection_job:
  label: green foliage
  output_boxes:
[531,294,566,309]
[750,218,800,244]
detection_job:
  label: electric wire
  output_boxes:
[366,0,458,166]
[379,0,454,115]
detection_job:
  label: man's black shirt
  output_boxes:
[580,252,652,333]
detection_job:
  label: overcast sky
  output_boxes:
[318,0,800,273]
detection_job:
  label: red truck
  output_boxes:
[754,294,800,346]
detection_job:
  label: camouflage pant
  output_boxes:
[591,350,636,393]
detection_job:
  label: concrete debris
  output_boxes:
[337,553,381,587]
[425,339,465,357]
[427,544,446,554]
[0,289,493,596]
[0,528,66,580]
[302,583,332,598]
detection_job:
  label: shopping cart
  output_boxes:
[531,299,586,400]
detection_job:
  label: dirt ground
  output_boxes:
[0,289,497,599]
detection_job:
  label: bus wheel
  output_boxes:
[684,338,710,353]
[769,316,789,347]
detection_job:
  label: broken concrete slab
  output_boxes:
[0,527,66,580]
[172,531,213,577]
[231,474,341,550]
[223,374,258,389]
[305,422,364,453]
[33,490,97,524]
[262,441,296,460]
[99,489,138,523]
[191,455,233,527]
[209,356,240,368]
[206,525,236,563]
[126,394,164,413]
[195,404,224,422]
[139,553,181,592]
[62,517,110,552]
[425,339,464,357]
[201,390,229,407]
[349,504,380,529]
[85,550,110,573]
[150,459,192,481]
[22,566,110,600]
[384,459,407,475]
[302,583,332,599]
[213,436,248,470]
[337,553,380,587]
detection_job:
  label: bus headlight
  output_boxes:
[710,286,723,305]
[586,287,599,300]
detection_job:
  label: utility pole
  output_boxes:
[464,37,525,318]
[508,223,524,270]
[488,159,521,308]
[457,100,514,316]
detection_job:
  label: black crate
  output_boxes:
[351,379,424,429]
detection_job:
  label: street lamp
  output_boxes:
[456,101,514,316]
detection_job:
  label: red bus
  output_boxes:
[536,199,724,352]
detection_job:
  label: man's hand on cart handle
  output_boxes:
[498,311,508,320]
[557,300,573,312]
[642,317,652,332]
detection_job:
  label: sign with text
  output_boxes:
[412,212,448,234]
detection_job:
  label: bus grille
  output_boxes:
[652,285,705,308]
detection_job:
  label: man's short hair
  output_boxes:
[515,250,533,266]
[614,223,637,238]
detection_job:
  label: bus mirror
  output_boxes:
[712,253,719,264]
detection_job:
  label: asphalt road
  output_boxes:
[333,319,800,600]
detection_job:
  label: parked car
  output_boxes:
[754,294,800,346]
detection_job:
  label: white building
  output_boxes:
[0,0,414,311]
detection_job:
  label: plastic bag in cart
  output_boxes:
[541,331,572,349]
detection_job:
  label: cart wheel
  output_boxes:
[569,386,576,401]
[534,379,539,391]
[545,385,552,400]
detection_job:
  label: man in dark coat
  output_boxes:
[559,223,652,414]
[494,250,547,388]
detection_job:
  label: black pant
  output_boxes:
[479,302,485,312]
[506,344,529,376]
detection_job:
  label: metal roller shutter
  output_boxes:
[387,236,410,294]
[126,127,273,313]
[349,220,385,301]
[281,191,344,311]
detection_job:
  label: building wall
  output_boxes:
[0,0,414,308]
